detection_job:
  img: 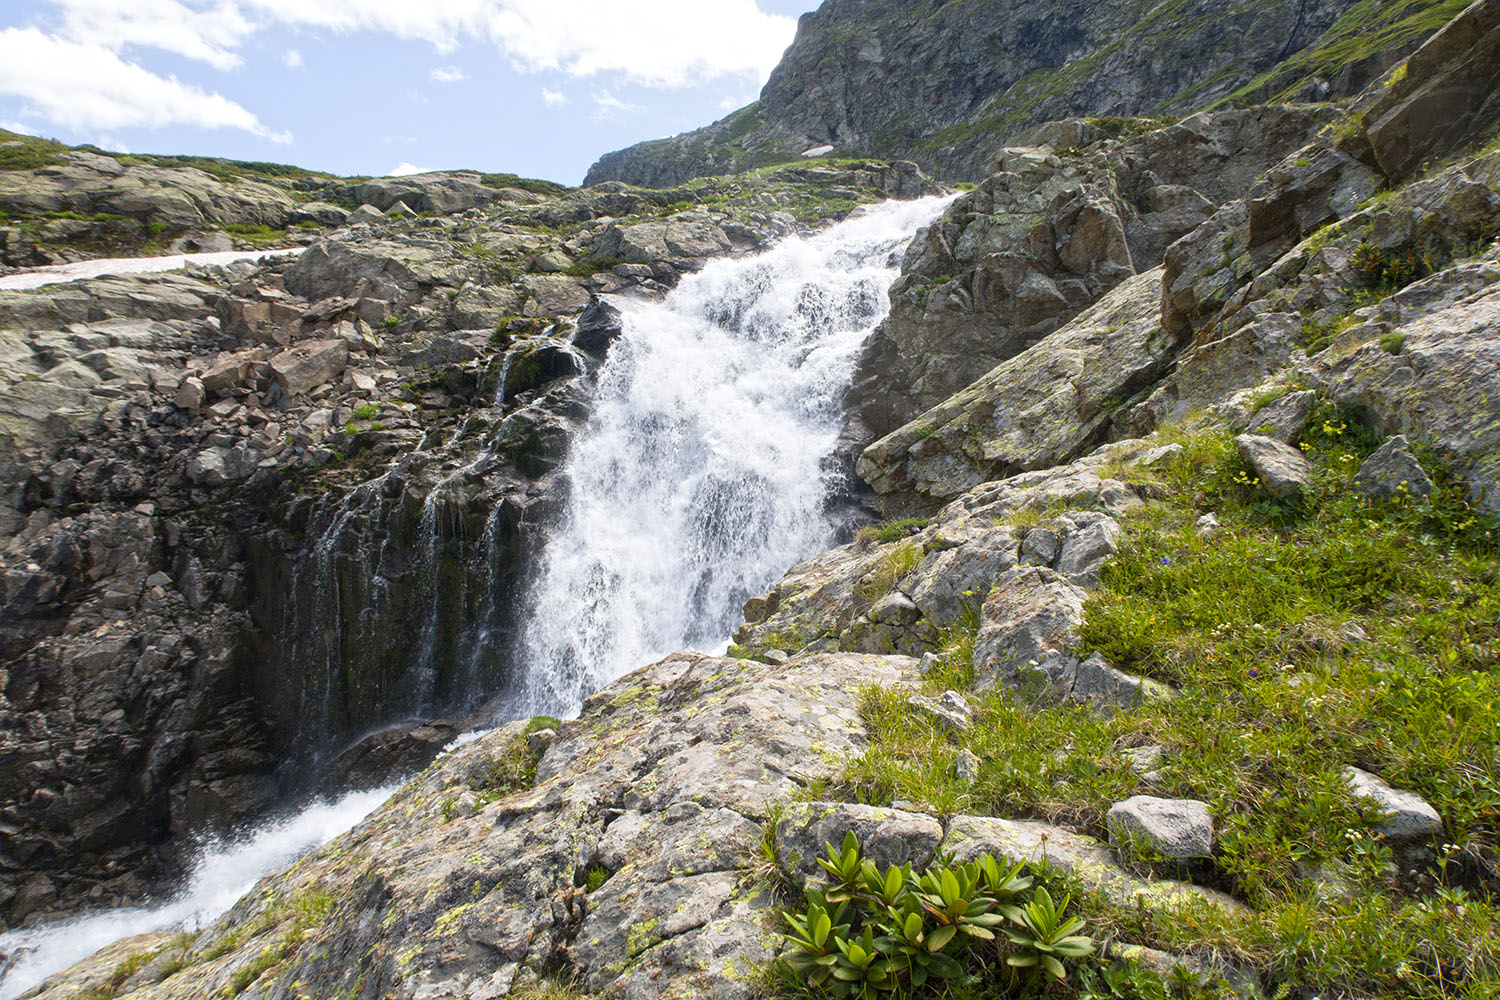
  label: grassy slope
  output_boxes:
[834,405,1500,999]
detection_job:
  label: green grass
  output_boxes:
[833,415,1500,999]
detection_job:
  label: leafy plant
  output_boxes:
[775,833,1094,997]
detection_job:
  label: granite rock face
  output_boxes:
[587,0,1448,187]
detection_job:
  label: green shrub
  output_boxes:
[775,833,1093,996]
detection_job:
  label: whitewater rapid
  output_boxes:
[0,248,302,292]
[0,193,951,996]
[0,784,394,1000]
[517,194,953,716]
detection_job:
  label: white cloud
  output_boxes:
[719,92,757,112]
[283,48,303,67]
[389,162,437,176]
[52,0,252,70]
[0,27,289,141]
[590,89,641,121]
[541,87,566,106]
[430,66,466,83]
[40,0,798,87]
[486,1,796,87]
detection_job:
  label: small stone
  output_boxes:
[908,690,972,733]
[526,728,557,755]
[1353,435,1434,501]
[1344,766,1443,841]
[955,749,981,782]
[1195,513,1222,539]
[1234,433,1313,499]
[918,651,944,675]
[1123,745,1166,775]
[1107,796,1214,859]
[144,571,173,589]
[762,649,790,665]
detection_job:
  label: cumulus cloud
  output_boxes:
[430,66,466,83]
[0,27,289,140]
[541,87,566,107]
[389,162,438,176]
[51,0,252,70]
[42,0,798,86]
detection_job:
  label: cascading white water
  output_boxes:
[0,194,949,996]
[517,195,952,716]
[0,784,395,1000]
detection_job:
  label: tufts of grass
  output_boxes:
[832,415,1500,999]
[856,541,922,602]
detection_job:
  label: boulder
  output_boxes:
[347,204,387,225]
[1344,766,1443,841]
[269,339,349,396]
[1353,435,1434,500]
[1234,434,1313,499]
[907,690,972,733]
[1106,796,1215,859]
[172,376,205,410]
[572,299,624,357]
[1246,389,1317,442]
[972,565,1086,698]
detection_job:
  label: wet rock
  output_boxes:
[1344,766,1443,841]
[1354,435,1434,500]
[572,299,624,357]
[1107,796,1215,859]
[1235,433,1312,499]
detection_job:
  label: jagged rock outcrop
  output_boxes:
[0,161,936,929]
[587,0,1454,187]
[844,106,1336,441]
[20,645,1234,1000]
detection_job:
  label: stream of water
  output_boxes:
[517,195,953,715]
[0,194,952,996]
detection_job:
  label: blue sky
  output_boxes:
[0,0,820,185]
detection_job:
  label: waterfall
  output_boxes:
[0,194,949,997]
[0,784,396,1000]
[517,195,952,716]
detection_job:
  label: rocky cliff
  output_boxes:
[0,156,935,929]
[587,0,1466,187]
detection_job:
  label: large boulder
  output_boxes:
[269,339,349,396]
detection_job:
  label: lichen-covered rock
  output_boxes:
[858,271,1180,514]
[944,815,1234,910]
[20,651,919,1000]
